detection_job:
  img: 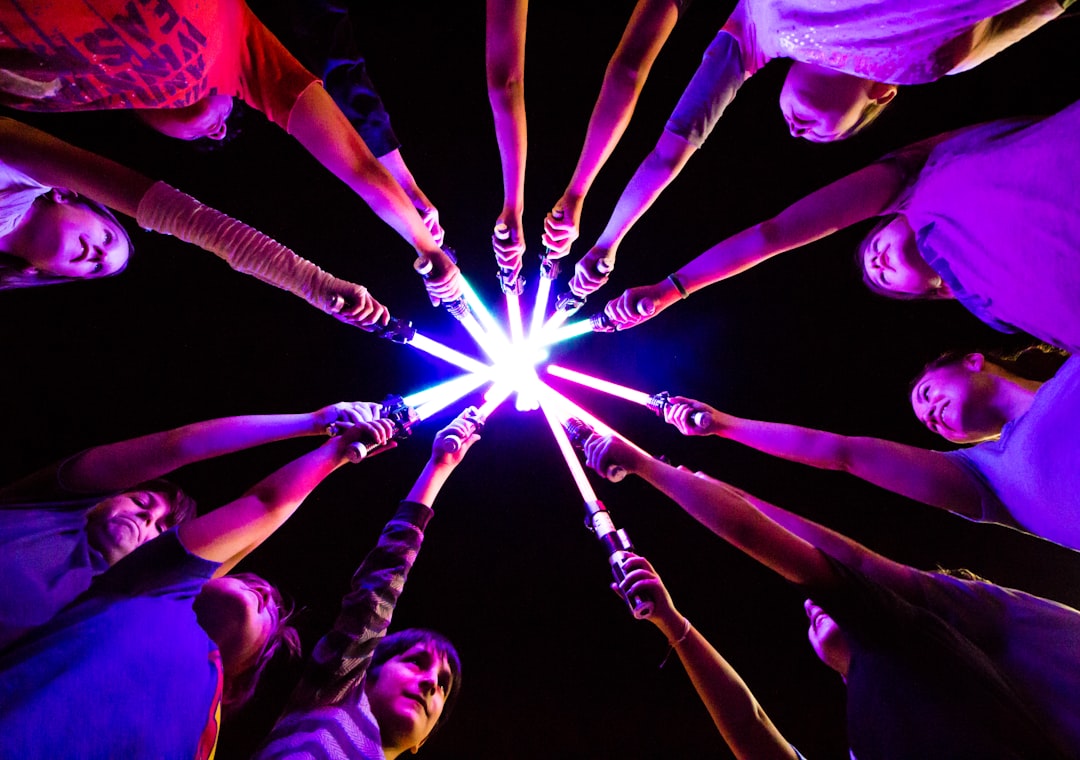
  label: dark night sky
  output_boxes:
[3,3,1080,758]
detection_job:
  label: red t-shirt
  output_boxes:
[0,0,317,129]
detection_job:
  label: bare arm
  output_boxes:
[486,0,529,276]
[286,86,461,303]
[179,419,395,573]
[663,398,985,519]
[954,0,1064,73]
[618,553,799,760]
[0,117,153,216]
[603,161,907,328]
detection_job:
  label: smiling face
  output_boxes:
[910,354,1004,443]
[861,216,943,296]
[804,599,850,677]
[137,95,234,141]
[779,63,896,142]
[15,193,129,279]
[366,642,453,756]
[85,490,172,565]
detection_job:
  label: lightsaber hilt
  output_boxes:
[498,267,525,295]
[438,406,485,454]
[369,316,417,344]
[326,393,419,462]
[583,501,652,619]
[647,391,708,428]
[415,248,469,320]
[590,311,615,333]
[555,291,586,316]
[540,251,560,281]
[565,418,626,482]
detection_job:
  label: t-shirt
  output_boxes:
[0,529,224,759]
[0,160,50,239]
[807,554,1079,759]
[724,0,1028,83]
[945,356,1080,551]
[0,0,318,130]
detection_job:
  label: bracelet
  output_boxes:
[659,616,691,669]
[667,273,689,299]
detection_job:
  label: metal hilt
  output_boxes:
[540,252,560,280]
[564,418,626,482]
[370,316,417,344]
[648,392,708,429]
[590,311,615,333]
[604,532,653,619]
[554,291,586,316]
[498,268,525,295]
[439,406,485,454]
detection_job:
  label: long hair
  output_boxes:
[911,343,1069,395]
[856,214,951,301]
[370,628,463,734]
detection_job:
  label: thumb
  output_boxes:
[637,298,655,316]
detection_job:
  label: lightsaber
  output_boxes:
[534,381,615,437]
[408,332,490,375]
[546,367,708,427]
[534,318,594,348]
[409,372,492,420]
[439,386,516,453]
[461,277,510,348]
[537,391,652,619]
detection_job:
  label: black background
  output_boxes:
[3,3,1079,758]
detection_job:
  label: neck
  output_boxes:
[987,368,1042,425]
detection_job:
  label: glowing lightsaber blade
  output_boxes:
[534,318,594,348]
[461,277,510,347]
[408,372,492,420]
[505,290,525,345]
[408,332,490,375]
[538,393,599,503]
[530,274,554,335]
[534,382,615,436]
[546,365,653,406]
[458,311,509,363]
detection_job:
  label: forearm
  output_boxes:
[489,85,527,215]
[956,0,1064,72]
[718,416,853,473]
[288,86,441,256]
[66,412,325,492]
[405,459,457,507]
[673,626,798,760]
[594,129,696,250]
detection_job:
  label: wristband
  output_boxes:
[668,273,689,299]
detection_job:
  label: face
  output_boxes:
[910,355,1003,443]
[19,195,129,279]
[85,490,171,565]
[779,63,889,142]
[366,643,453,754]
[862,217,940,295]
[140,95,234,141]
[804,599,850,676]
[193,577,275,673]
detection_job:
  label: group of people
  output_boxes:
[1,0,1078,757]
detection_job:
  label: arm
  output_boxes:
[288,410,481,709]
[954,0,1065,73]
[602,161,907,328]
[286,85,462,304]
[178,418,396,573]
[662,397,985,518]
[617,554,798,760]
[0,117,153,216]
[486,0,529,280]
[0,402,382,501]
[543,0,683,258]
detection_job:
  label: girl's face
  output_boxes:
[779,63,890,142]
[21,194,129,279]
[910,354,1003,443]
[194,577,275,673]
[804,599,850,677]
[862,217,940,295]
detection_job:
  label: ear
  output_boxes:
[47,188,78,204]
[409,736,429,754]
[868,82,897,106]
[962,353,985,372]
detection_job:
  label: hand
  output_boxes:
[541,197,581,258]
[335,418,398,460]
[663,396,720,436]
[582,433,643,481]
[493,212,526,284]
[315,401,383,434]
[324,281,389,329]
[611,553,681,633]
[418,249,464,306]
[417,204,445,248]
[432,407,483,466]
[568,246,617,297]
[603,281,675,330]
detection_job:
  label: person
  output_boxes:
[0,117,392,327]
[0,400,384,650]
[600,98,1080,348]
[540,0,688,265]
[0,0,462,305]
[253,408,480,760]
[585,436,1080,758]
[560,0,1069,297]
[249,0,446,248]
[655,345,1080,551]
[486,0,529,286]
[0,415,397,758]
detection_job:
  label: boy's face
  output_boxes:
[85,490,171,564]
[366,643,453,754]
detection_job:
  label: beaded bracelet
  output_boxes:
[659,616,692,668]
